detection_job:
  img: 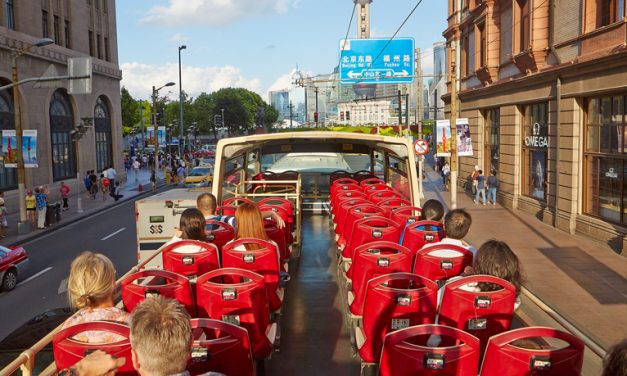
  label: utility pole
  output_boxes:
[287,101,296,128]
[152,86,158,174]
[221,108,225,136]
[314,87,319,128]
[397,90,402,129]
[450,46,459,209]
[405,92,410,138]
[139,99,144,152]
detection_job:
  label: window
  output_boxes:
[598,0,623,27]
[103,0,108,13]
[53,15,60,44]
[515,0,530,52]
[521,103,548,201]
[0,91,17,190]
[97,33,102,59]
[584,95,627,224]
[484,108,500,176]
[477,22,486,68]
[5,0,15,30]
[104,37,110,61]
[88,30,94,56]
[462,34,470,77]
[94,96,113,172]
[49,90,76,181]
[64,20,71,48]
[42,10,49,38]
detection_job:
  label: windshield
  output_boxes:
[189,168,211,176]
[264,152,370,174]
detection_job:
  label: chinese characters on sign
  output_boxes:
[339,38,415,84]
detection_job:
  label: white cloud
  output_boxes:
[264,68,313,102]
[168,33,189,44]
[141,0,298,27]
[121,62,262,100]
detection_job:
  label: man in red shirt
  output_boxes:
[60,181,71,211]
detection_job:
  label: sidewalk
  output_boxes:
[3,169,160,246]
[421,162,627,350]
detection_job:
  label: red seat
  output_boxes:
[53,321,136,376]
[204,220,235,254]
[379,324,480,376]
[331,177,358,186]
[162,240,220,279]
[330,170,355,185]
[264,219,290,266]
[120,269,195,316]
[367,190,403,204]
[338,204,386,247]
[413,244,474,282]
[439,275,517,355]
[259,197,294,216]
[400,220,446,253]
[362,183,392,194]
[222,238,283,311]
[330,182,360,199]
[277,170,298,181]
[188,318,255,376]
[480,327,585,376]
[331,189,366,212]
[216,205,237,216]
[389,206,422,228]
[195,268,276,360]
[259,204,294,244]
[343,216,402,260]
[358,177,384,187]
[222,197,255,207]
[378,199,412,217]
[347,242,414,316]
[353,171,377,183]
[333,198,371,236]
[356,273,439,363]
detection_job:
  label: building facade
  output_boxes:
[443,0,627,254]
[428,42,447,120]
[0,0,122,212]
[269,90,290,121]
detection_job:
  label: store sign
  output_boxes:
[525,123,548,148]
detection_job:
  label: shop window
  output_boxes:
[521,103,548,201]
[484,108,500,176]
[585,95,627,224]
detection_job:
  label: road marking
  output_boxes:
[58,278,68,295]
[101,227,126,241]
[18,267,53,287]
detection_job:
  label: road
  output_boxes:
[0,197,140,342]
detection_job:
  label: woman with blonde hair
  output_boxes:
[62,251,129,343]
[229,203,280,262]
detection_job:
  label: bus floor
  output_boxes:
[266,214,360,375]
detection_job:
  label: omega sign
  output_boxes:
[525,123,548,148]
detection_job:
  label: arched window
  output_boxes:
[0,90,17,189]
[50,90,76,180]
[94,96,112,171]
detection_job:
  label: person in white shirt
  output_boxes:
[132,159,141,182]
[421,208,477,258]
[105,166,116,195]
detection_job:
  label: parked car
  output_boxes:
[0,245,29,291]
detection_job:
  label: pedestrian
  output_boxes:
[132,158,141,183]
[487,170,498,205]
[106,165,116,195]
[111,182,123,201]
[474,169,487,205]
[124,158,131,176]
[35,186,47,229]
[83,171,91,198]
[89,170,98,199]
[471,165,480,195]
[99,174,109,201]
[150,169,156,191]
[441,161,450,190]
[60,181,70,211]
[25,189,36,226]
[0,198,7,237]
[177,164,186,185]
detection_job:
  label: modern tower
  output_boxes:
[352,0,376,99]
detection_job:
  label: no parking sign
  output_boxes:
[414,139,429,155]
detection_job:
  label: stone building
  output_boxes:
[0,0,122,212]
[443,0,627,254]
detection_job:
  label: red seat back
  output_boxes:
[259,197,293,215]
[264,220,290,265]
[353,171,377,183]
[339,204,387,247]
[389,206,422,228]
[53,321,136,375]
[331,177,358,186]
[222,197,255,207]
[358,273,439,363]
[330,170,354,185]
[334,198,371,237]
[413,244,474,282]
[480,327,585,376]
[195,268,273,359]
[259,204,294,244]
[401,220,446,253]
[440,275,517,355]
[367,190,403,204]
[362,183,392,194]
[204,220,235,253]
[188,318,255,376]
[121,269,195,316]
[348,242,414,316]
[331,182,360,198]
[332,189,367,211]
[379,324,480,376]
[216,205,237,216]
[378,199,412,217]
[359,177,384,187]
[162,240,220,278]
[343,216,401,260]
[222,239,282,312]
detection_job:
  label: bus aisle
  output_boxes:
[266,214,360,375]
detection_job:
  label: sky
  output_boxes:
[116,0,448,103]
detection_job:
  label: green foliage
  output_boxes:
[120,87,139,135]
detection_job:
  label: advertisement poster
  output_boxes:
[456,118,473,157]
[23,130,38,168]
[1,130,17,168]
[146,129,155,145]
[435,120,452,157]
[158,126,166,146]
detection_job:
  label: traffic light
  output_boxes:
[340,111,345,121]
[314,112,318,122]
[346,111,351,120]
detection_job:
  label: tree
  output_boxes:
[192,92,215,139]
[120,87,139,135]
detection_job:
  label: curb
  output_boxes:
[10,183,169,247]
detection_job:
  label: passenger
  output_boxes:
[602,338,627,376]
[62,252,129,343]
[65,296,226,376]
[166,208,210,254]
[228,202,280,263]
[421,208,477,258]
[196,192,285,230]
[419,199,445,222]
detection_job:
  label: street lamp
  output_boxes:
[178,45,186,156]
[152,81,175,182]
[13,37,53,234]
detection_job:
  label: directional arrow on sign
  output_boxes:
[394,70,410,77]
[347,71,363,79]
